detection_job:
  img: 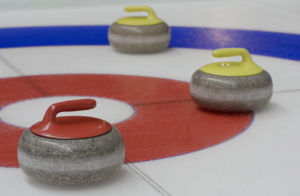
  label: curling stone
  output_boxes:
[108,6,171,53]
[190,48,273,112]
[18,99,125,185]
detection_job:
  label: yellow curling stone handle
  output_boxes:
[116,6,163,26]
[200,48,263,76]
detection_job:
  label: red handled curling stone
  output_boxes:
[17,99,125,185]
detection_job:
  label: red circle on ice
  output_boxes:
[0,74,252,167]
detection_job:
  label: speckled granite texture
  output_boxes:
[18,126,124,185]
[108,22,170,53]
[190,70,273,112]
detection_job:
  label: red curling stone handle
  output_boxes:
[30,99,112,139]
[42,99,96,124]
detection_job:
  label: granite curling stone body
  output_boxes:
[18,99,125,185]
[190,48,273,112]
[108,6,171,53]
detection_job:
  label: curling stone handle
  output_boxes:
[125,6,159,21]
[212,48,254,66]
[42,99,96,124]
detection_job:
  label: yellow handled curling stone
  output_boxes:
[108,6,171,53]
[190,48,273,112]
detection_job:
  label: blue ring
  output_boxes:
[0,25,299,61]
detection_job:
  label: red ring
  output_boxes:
[0,74,252,167]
